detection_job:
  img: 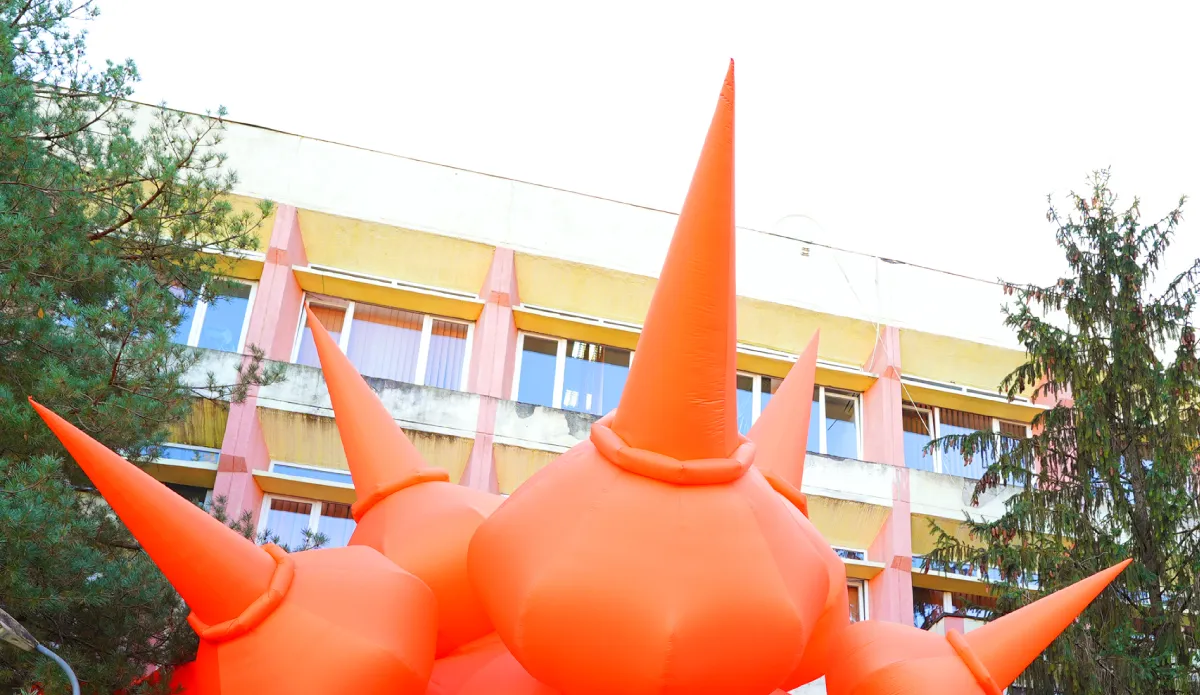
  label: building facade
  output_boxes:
[148,112,1050,678]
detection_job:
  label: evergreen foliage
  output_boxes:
[927,171,1200,693]
[0,1,282,691]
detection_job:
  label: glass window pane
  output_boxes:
[318,502,356,548]
[758,376,782,414]
[346,304,423,383]
[808,386,821,453]
[825,390,858,459]
[517,336,558,407]
[159,445,220,464]
[264,498,312,550]
[295,303,347,367]
[196,284,252,352]
[902,406,935,472]
[272,463,353,486]
[166,483,210,506]
[848,583,863,622]
[170,286,197,345]
[562,340,631,416]
[736,374,754,435]
[426,320,469,390]
[939,409,992,478]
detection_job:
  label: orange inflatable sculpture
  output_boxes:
[28,61,1131,695]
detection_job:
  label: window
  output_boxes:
[912,586,996,630]
[902,405,935,472]
[292,295,472,391]
[734,373,782,435]
[172,281,256,353]
[166,483,213,508]
[731,374,862,458]
[512,333,632,416]
[270,461,353,486]
[154,444,220,465]
[904,403,1031,479]
[848,579,867,622]
[259,495,357,550]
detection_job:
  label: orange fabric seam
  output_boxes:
[946,630,1003,695]
[761,471,809,517]
[351,468,451,521]
[590,419,754,485]
[187,544,294,644]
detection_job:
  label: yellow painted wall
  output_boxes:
[167,399,229,449]
[257,408,472,482]
[900,329,1028,394]
[493,444,559,494]
[515,253,655,326]
[297,210,495,294]
[225,194,277,252]
[737,296,878,367]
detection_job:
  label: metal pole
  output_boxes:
[36,644,80,695]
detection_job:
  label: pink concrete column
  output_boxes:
[861,325,914,624]
[213,205,309,525]
[862,325,904,467]
[461,248,521,492]
[868,469,915,624]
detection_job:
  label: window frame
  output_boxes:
[848,578,869,621]
[152,442,221,467]
[511,331,635,411]
[911,405,1033,475]
[731,372,865,459]
[290,293,474,391]
[256,493,354,547]
[177,279,258,353]
[268,460,353,487]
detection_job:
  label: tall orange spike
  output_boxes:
[304,306,449,519]
[966,559,1132,688]
[749,332,819,491]
[611,59,738,462]
[28,398,276,627]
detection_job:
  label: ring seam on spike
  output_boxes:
[350,469,451,520]
[946,630,1003,695]
[187,544,293,643]
[761,471,809,517]
[590,418,754,485]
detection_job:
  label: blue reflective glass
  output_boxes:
[196,285,252,352]
[736,375,754,435]
[273,464,352,485]
[808,389,820,453]
[318,503,356,548]
[939,422,985,478]
[516,336,558,407]
[159,446,219,464]
[902,408,935,472]
[561,341,630,416]
[264,499,311,550]
[173,300,197,345]
[825,391,858,458]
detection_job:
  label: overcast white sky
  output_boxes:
[85,1,1200,287]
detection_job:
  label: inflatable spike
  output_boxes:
[30,400,438,695]
[611,60,739,463]
[305,308,502,656]
[749,332,819,499]
[824,561,1131,694]
[467,61,832,695]
[29,398,275,626]
[965,559,1132,687]
[745,335,851,690]
[303,306,450,518]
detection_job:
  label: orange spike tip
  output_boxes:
[749,331,819,494]
[28,398,276,626]
[611,59,738,463]
[303,307,449,520]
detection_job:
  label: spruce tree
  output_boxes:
[0,1,281,691]
[927,171,1200,693]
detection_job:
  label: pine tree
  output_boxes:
[927,171,1200,693]
[0,1,282,691]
